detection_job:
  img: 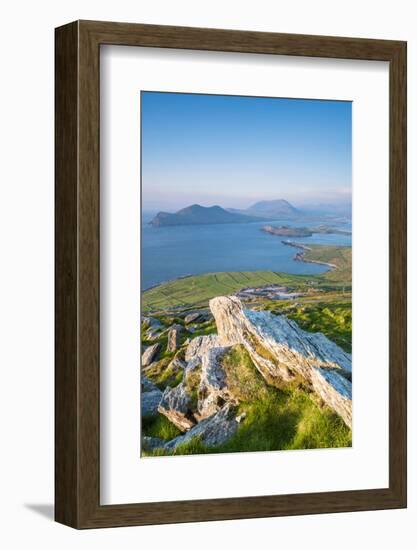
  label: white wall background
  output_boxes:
[0,0,414,547]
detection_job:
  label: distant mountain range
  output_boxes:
[228,199,299,219]
[150,200,299,227]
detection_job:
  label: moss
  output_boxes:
[143,357,183,389]
[184,366,202,410]
[221,345,270,402]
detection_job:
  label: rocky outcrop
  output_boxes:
[142,343,161,367]
[165,404,238,451]
[209,296,352,428]
[158,334,234,430]
[166,324,183,352]
[158,383,196,431]
[198,346,232,419]
[185,334,222,363]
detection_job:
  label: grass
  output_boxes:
[144,346,352,456]
[183,365,202,410]
[285,301,352,353]
[303,244,352,284]
[142,270,315,312]
[142,414,182,441]
[143,357,183,389]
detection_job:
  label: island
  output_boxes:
[262,224,351,237]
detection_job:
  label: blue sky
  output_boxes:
[141,91,352,212]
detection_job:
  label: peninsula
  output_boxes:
[262,224,351,238]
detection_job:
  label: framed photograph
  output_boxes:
[55,20,407,528]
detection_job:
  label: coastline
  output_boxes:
[281,240,337,271]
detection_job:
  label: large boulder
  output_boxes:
[142,343,161,367]
[166,324,183,353]
[209,296,352,428]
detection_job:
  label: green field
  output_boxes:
[303,244,352,284]
[142,245,351,312]
[142,270,311,312]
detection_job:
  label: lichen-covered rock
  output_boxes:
[142,343,161,367]
[198,346,232,419]
[185,334,222,363]
[165,404,238,451]
[141,388,163,417]
[166,324,183,353]
[209,296,352,428]
[158,383,196,431]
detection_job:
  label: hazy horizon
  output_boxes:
[141,92,352,212]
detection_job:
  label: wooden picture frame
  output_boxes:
[55,20,407,528]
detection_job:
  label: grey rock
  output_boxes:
[185,334,222,363]
[158,383,196,431]
[141,388,163,417]
[142,343,161,367]
[165,404,238,451]
[142,375,159,392]
[184,311,211,324]
[210,296,352,428]
[142,316,162,329]
[198,346,231,419]
[142,436,165,451]
[166,324,183,353]
[144,326,166,341]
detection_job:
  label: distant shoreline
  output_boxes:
[281,240,337,271]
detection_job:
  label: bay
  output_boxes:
[141,212,352,290]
